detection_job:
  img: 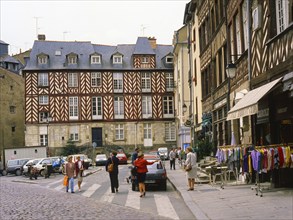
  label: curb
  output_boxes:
[167,171,210,220]
[84,167,102,177]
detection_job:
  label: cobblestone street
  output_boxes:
[0,180,169,220]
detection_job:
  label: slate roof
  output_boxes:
[0,40,8,45]
[24,37,173,70]
[0,55,20,64]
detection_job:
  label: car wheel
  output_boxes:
[15,169,21,176]
[160,181,167,191]
[2,170,7,176]
[40,169,45,177]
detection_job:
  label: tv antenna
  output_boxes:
[140,24,148,36]
[33,17,42,38]
[63,31,70,41]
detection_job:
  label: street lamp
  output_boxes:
[46,117,52,156]
[225,62,236,145]
[182,103,187,113]
[226,63,236,78]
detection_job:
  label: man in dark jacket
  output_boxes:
[105,151,120,193]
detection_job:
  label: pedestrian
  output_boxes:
[75,156,84,192]
[177,147,182,166]
[169,148,176,170]
[65,156,75,193]
[105,151,119,193]
[185,147,197,191]
[134,152,158,197]
[127,147,140,184]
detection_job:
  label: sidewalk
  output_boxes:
[167,165,293,220]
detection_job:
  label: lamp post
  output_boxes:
[226,62,236,145]
[46,117,52,156]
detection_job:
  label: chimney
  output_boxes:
[148,37,157,49]
[38,34,46,41]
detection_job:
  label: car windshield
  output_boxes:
[117,154,125,157]
[147,160,163,170]
[8,160,18,166]
[96,155,106,159]
[20,159,29,165]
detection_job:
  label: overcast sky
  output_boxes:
[0,0,189,55]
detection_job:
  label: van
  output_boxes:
[158,147,169,160]
[6,158,30,176]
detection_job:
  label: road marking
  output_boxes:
[55,184,65,191]
[46,179,62,187]
[154,194,179,220]
[100,187,114,203]
[82,183,101,197]
[125,189,140,209]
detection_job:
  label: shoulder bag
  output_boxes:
[107,157,114,173]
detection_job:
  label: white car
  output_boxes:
[22,158,41,175]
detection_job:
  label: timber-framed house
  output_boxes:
[23,36,176,155]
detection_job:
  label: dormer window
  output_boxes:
[166,56,173,63]
[113,55,122,64]
[91,55,101,64]
[141,57,150,64]
[67,55,77,64]
[37,54,48,64]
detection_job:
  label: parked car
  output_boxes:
[33,157,53,177]
[5,158,30,176]
[131,154,167,191]
[0,161,7,176]
[116,152,128,164]
[95,154,108,166]
[68,154,91,169]
[22,158,41,175]
[158,147,169,160]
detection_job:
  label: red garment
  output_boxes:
[134,158,155,173]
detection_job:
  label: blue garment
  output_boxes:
[66,177,74,192]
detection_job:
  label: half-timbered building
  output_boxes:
[23,36,176,155]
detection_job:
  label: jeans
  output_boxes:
[66,177,74,192]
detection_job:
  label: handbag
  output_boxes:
[185,164,192,172]
[131,166,137,176]
[63,175,69,186]
[107,157,114,173]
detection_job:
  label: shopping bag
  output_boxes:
[63,175,69,186]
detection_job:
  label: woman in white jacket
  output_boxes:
[185,147,197,191]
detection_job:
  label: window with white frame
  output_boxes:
[68,72,78,87]
[113,72,123,92]
[115,124,124,140]
[141,57,150,63]
[39,112,49,122]
[39,126,48,146]
[276,0,291,33]
[165,72,174,91]
[242,2,248,50]
[166,56,173,63]
[69,97,78,120]
[165,122,176,141]
[91,55,101,64]
[38,56,48,64]
[235,13,242,57]
[38,73,48,86]
[163,96,174,117]
[143,123,152,139]
[40,134,48,146]
[141,72,151,92]
[142,96,152,118]
[91,72,101,87]
[70,126,79,141]
[92,96,102,119]
[67,55,77,64]
[113,55,122,64]
[114,96,124,119]
[39,95,49,105]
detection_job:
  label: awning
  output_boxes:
[227,77,282,120]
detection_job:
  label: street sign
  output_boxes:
[92,142,97,148]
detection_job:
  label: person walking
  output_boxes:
[169,148,176,170]
[134,152,158,197]
[65,156,75,193]
[127,147,139,184]
[185,147,197,191]
[105,151,119,193]
[75,156,84,192]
